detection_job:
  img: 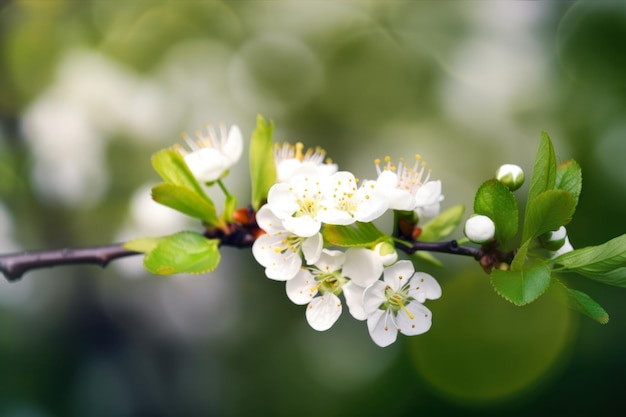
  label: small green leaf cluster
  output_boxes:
[475,132,625,324]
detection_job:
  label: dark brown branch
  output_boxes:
[0,244,141,282]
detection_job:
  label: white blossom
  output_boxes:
[252,205,323,281]
[363,261,441,347]
[179,124,243,182]
[274,142,337,183]
[266,175,327,237]
[374,155,444,217]
[286,248,383,331]
[318,172,388,225]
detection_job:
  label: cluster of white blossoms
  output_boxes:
[252,143,443,347]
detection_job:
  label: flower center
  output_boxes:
[311,271,348,296]
[384,284,414,318]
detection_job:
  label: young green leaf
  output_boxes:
[322,222,386,247]
[551,234,626,287]
[526,131,557,205]
[143,231,221,275]
[151,148,209,201]
[473,179,518,245]
[419,204,465,242]
[490,263,551,306]
[123,236,162,253]
[250,115,276,210]
[522,190,576,242]
[552,278,609,324]
[555,159,582,209]
[151,183,220,226]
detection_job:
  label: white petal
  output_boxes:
[415,181,443,208]
[286,269,317,305]
[314,249,346,273]
[376,171,415,211]
[267,183,299,219]
[252,232,302,281]
[416,202,441,218]
[396,302,432,336]
[353,181,389,222]
[342,248,383,288]
[367,309,398,347]
[184,148,226,182]
[306,294,342,331]
[282,215,321,237]
[301,233,323,265]
[255,205,283,233]
[382,260,415,291]
[222,125,243,165]
[276,159,301,183]
[342,281,367,320]
[408,272,442,302]
[362,280,388,315]
[317,205,355,225]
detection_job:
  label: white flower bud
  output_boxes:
[464,215,496,243]
[539,226,567,251]
[373,241,398,266]
[495,164,525,191]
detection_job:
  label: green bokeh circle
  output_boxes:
[409,271,575,405]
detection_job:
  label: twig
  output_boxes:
[0,244,141,282]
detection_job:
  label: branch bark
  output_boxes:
[0,245,141,282]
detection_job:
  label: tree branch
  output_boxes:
[0,245,141,282]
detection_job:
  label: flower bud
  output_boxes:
[373,241,398,266]
[539,226,567,252]
[464,215,496,243]
[495,164,524,191]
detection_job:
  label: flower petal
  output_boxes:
[408,272,442,302]
[314,249,346,273]
[342,281,367,320]
[367,309,398,347]
[306,293,342,331]
[382,260,415,291]
[252,232,302,281]
[286,269,318,305]
[282,215,322,237]
[301,233,323,265]
[222,125,243,165]
[376,171,415,211]
[362,280,388,315]
[267,183,300,219]
[395,302,432,336]
[255,204,283,233]
[184,148,227,182]
[342,248,383,288]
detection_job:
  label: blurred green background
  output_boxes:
[1,1,626,416]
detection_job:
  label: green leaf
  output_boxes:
[551,234,626,287]
[144,231,221,275]
[322,222,387,247]
[511,238,531,271]
[419,205,465,242]
[555,159,582,209]
[473,179,519,245]
[250,115,276,210]
[411,251,444,268]
[522,190,576,242]
[526,131,557,205]
[552,278,609,324]
[151,183,220,226]
[491,263,552,306]
[123,236,162,253]
[151,148,209,201]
